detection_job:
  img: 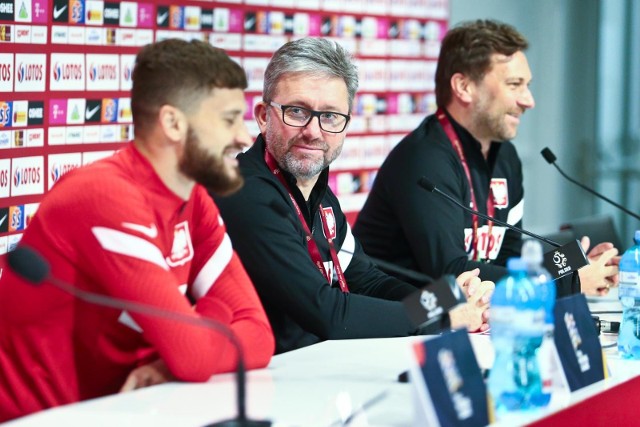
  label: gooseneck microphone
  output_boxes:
[541,147,640,221]
[417,177,561,248]
[7,246,270,427]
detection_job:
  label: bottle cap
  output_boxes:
[521,239,543,265]
[635,230,640,244]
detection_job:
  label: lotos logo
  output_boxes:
[13,166,41,187]
[0,169,7,187]
[89,63,117,81]
[50,163,78,184]
[52,62,83,81]
[17,63,44,83]
[123,64,132,81]
[0,63,10,81]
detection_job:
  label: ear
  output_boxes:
[450,73,475,104]
[254,101,269,134]
[158,105,187,143]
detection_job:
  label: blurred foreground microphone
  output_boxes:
[417,177,589,281]
[541,147,640,221]
[8,245,270,427]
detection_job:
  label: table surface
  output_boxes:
[6,290,636,427]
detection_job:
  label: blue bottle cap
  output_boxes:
[635,230,640,244]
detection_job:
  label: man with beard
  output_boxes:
[213,37,493,355]
[0,39,274,422]
[353,20,618,296]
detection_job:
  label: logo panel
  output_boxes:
[50,53,85,91]
[25,128,44,146]
[84,0,103,25]
[0,53,13,93]
[52,0,68,22]
[66,98,85,125]
[27,100,43,125]
[86,54,119,90]
[48,152,81,190]
[0,158,10,198]
[14,53,46,92]
[69,0,84,24]
[0,101,12,128]
[49,98,67,125]
[119,53,134,91]
[0,1,14,21]
[32,0,47,23]
[11,100,27,127]
[101,98,117,123]
[11,155,43,196]
[118,1,136,27]
[102,1,118,25]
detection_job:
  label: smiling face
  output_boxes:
[179,87,252,195]
[468,51,535,143]
[257,73,350,183]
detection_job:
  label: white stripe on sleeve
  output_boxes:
[92,227,169,270]
[338,223,356,271]
[507,198,524,226]
[191,233,233,300]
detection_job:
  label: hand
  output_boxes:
[120,359,176,393]
[456,268,481,299]
[578,236,619,296]
[581,236,621,288]
[449,280,495,332]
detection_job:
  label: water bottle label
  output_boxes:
[619,271,640,286]
[491,307,545,332]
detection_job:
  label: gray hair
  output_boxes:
[263,38,359,112]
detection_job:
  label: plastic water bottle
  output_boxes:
[617,230,640,359]
[521,240,557,403]
[488,257,547,413]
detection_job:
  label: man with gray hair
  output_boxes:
[213,37,492,354]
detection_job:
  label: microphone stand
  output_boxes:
[8,246,271,427]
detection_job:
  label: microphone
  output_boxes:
[7,246,270,427]
[541,147,640,221]
[418,177,589,281]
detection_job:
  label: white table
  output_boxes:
[6,292,638,427]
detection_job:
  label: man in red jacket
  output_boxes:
[0,39,274,422]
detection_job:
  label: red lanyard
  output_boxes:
[436,109,495,261]
[264,149,349,293]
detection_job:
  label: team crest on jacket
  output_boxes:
[321,207,337,240]
[166,221,194,267]
[490,178,509,209]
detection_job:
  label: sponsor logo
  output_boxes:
[26,128,44,147]
[0,211,7,233]
[0,101,12,128]
[69,0,84,24]
[52,0,67,22]
[50,162,79,186]
[0,130,10,147]
[11,100,27,127]
[101,98,117,122]
[13,166,41,187]
[89,63,117,81]
[52,62,83,81]
[0,62,11,82]
[103,2,119,24]
[169,6,182,29]
[84,101,100,121]
[13,129,23,146]
[27,101,44,125]
[32,0,48,24]
[9,206,24,232]
[0,1,14,21]
[156,7,168,27]
[0,24,12,41]
[16,62,43,83]
[49,100,67,124]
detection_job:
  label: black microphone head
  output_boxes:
[7,246,50,284]
[541,147,557,164]
[417,177,436,192]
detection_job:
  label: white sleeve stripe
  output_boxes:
[191,233,233,300]
[507,198,524,226]
[92,227,169,270]
[338,223,355,271]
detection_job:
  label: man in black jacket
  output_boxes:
[354,19,618,297]
[213,38,493,354]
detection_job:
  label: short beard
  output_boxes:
[179,127,244,196]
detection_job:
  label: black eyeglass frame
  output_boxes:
[268,101,351,134]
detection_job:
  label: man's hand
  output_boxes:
[449,279,494,332]
[579,236,620,296]
[120,359,176,393]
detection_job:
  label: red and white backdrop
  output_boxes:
[0,0,449,253]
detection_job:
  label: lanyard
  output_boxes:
[264,149,349,293]
[436,109,496,261]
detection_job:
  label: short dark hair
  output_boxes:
[131,39,247,137]
[435,19,528,107]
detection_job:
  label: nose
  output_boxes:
[236,122,253,148]
[301,115,324,139]
[519,87,535,110]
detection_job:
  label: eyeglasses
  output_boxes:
[269,101,350,134]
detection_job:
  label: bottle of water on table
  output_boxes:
[488,257,547,413]
[618,230,640,359]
